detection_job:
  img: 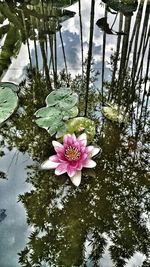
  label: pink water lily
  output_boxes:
[41,133,100,186]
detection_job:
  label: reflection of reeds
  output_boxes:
[59,29,68,79]
[49,35,55,79]
[118,16,131,83]
[31,14,39,70]
[125,1,142,72]
[104,0,150,140]
[102,8,107,105]
[54,33,58,87]
[79,0,84,81]
[84,0,95,116]
[40,40,52,89]
[21,10,32,69]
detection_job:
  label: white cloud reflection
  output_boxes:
[0,147,33,267]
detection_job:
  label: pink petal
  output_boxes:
[83,159,96,168]
[70,171,81,186]
[71,133,77,142]
[76,160,83,170]
[67,165,76,178]
[86,146,100,157]
[52,141,64,154]
[63,134,73,146]
[55,163,68,175]
[52,140,63,148]
[78,133,87,146]
[41,159,60,169]
[67,136,73,145]
[49,155,60,162]
[81,153,88,161]
[86,146,94,153]
[63,134,71,144]
[91,147,100,157]
[57,152,66,162]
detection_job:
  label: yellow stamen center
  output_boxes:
[65,146,81,161]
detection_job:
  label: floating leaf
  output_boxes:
[66,117,96,143]
[35,106,61,118]
[0,82,19,92]
[102,104,128,123]
[46,88,72,106]
[62,106,78,120]
[56,123,67,138]
[48,121,65,136]
[0,83,18,125]
[35,116,62,129]
[35,87,79,137]
[58,93,78,110]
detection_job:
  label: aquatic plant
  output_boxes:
[0,82,18,125]
[35,87,79,137]
[102,103,128,123]
[65,116,96,143]
[41,133,100,186]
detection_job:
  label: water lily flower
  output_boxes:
[41,133,100,186]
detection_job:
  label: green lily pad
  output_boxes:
[46,88,72,106]
[35,87,79,137]
[102,104,128,123]
[66,117,96,143]
[56,123,67,138]
[62,106,78,120]
[35,115,62,128]
[58,93,78,110]
[0,83,18,125]
[35,106,61,118]
[48,121,66,136]
[0,82,19,92]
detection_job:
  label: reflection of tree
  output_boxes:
[0,63,149,266]
[17,121,149,266]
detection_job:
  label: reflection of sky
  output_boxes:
[84,233,146,267]
[2,0,149,83]
[0,145,33,267]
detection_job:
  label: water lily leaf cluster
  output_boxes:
[0,82,18,125]
[102,103,128,124]
[35,87,79,137]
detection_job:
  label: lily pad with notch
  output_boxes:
[46,87,72,107]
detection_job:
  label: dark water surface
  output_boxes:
[0,0,150,266]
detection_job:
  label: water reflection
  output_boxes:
[0,0,150,266]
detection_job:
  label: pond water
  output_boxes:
[0,0,150,267]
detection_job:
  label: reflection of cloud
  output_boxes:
[57,30,81,71]
[0,148,33,267]
[2,43,33,83]
[125,252,146,267]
